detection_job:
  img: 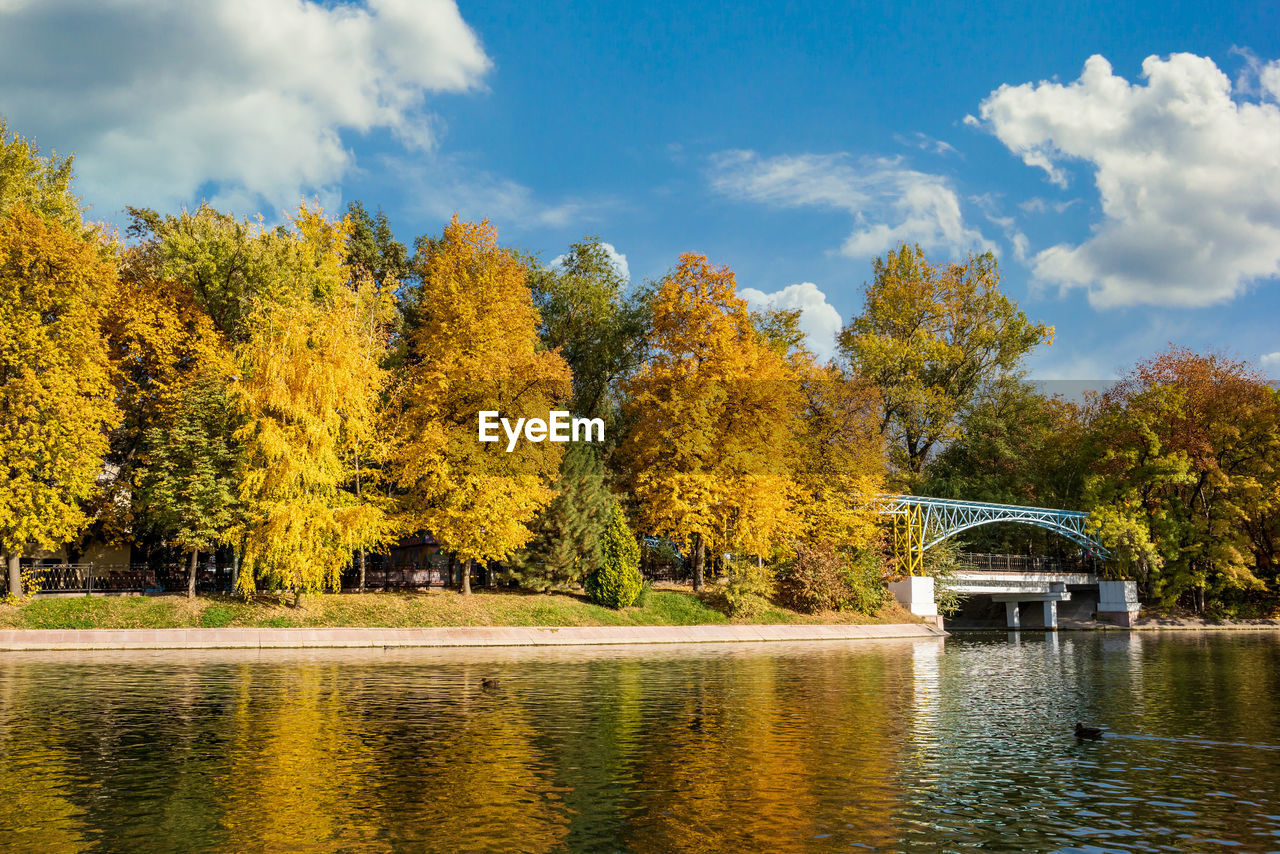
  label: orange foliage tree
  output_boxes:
[619,253,800,590]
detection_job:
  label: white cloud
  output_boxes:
[894,131,959,157]
[978,53,1280,308]
[970,193,1030,263]
[1019,197,1080,215]
[551,242,630,281]
[708,150,992,260]
[1261,352,1280,373]
[385,153,605,233]
[739,282,842,361]
[1262,62,1280,100]
[0,0,490,217]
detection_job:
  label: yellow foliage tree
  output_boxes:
[0,206,119,594]
[390,216,571,594]
[790,361,886,550]
[231,206,393,597]
[620,253,800,590]
[839,244,1051,482]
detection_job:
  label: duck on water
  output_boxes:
[1075,722,1105,740]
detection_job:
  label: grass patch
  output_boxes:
[197,603,239,628]
[0,587,922,631]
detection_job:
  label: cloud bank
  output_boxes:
[0,0,490,217]
[709,150,992,260]
[978,53,1280,308]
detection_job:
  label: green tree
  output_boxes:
[586,502,642,608]
[838,244,1051,482]
[135,375,239,596]
[126,204,271,342]
[531,236,649,425]
[923,377,1092,554]
[0,207,118,594]
[509,444,612,591]
[344,201,409,293]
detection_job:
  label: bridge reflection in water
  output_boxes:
[870,495,1136,630]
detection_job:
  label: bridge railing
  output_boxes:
[961,552,1101,574]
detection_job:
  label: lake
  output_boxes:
[1,632,1278,852]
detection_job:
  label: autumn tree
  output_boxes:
[0,206,118,594]
[96,238,243,592]
[838,244,1051,483]
[790,362,886,551]
[1086,349,1280,614]
[120,204,394,596]
[620,253,800,590]
[0,117,82,231]
[748,306,889,601]
[923,378,1094,555]
[340,201,406,589]
[118,205,272,590]
[390,216,571,594]
[230,207,393,597]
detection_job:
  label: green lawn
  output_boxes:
[0,588,919,630]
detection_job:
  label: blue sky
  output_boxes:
[2,0,1278,379]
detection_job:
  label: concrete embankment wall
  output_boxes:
[0,622,946,651]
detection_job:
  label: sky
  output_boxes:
[1,0,1278,378]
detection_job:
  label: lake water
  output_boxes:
[1,632,1279,852]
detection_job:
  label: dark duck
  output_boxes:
[1075,722,1104,740]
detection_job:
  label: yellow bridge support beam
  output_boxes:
[893,504,925,576]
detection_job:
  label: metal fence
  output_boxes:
[340,563,450,591]
[2,562,235,596]
[960,552,1101,574]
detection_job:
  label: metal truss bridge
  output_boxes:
[870,494,1110,576]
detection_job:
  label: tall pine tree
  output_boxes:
[508,444,612,591]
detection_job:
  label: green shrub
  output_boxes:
[722,558,774,617]
[776,543,885,614]
[585,503,642,608]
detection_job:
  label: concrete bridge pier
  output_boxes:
[1098,580,1141,626]
[888,576,943,628]
[991,582,1070,630]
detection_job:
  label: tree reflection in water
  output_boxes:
[0,634,1279,852]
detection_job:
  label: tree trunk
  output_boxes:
[692,533,705,592]
[5,553,20,599]
[355,446,365,593]
[462,558,473,596]
[187,549,198,599]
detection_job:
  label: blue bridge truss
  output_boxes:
[870,494,1110,575]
